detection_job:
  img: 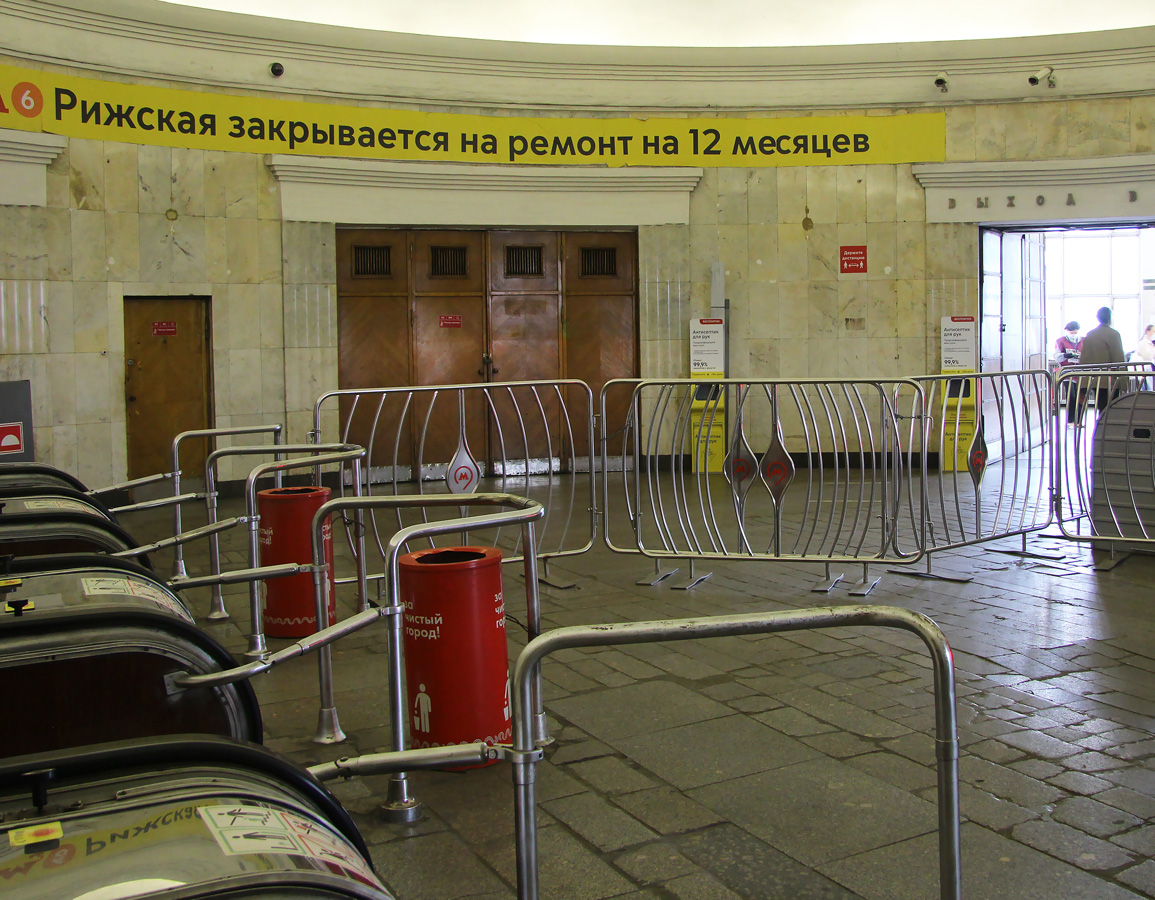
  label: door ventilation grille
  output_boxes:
[581,247,617,277]
[505,245,544,277]
[353,245,391,277]
[430,246,468,278]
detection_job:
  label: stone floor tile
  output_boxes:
[612,786,726,835]
[752,706,834,736]
[1048,771,1116,796]
[1013,820,1135,871]
[1117,861,1155,898]
[1052,795,1142,838]
[1112,825,1155,857]
[565,755,659,795]
[542,792,657,852]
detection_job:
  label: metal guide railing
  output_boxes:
[169,491,546,826]
[1054,362,1155,552]
[170,424,285,579]
[310,380,596,588]
[509,606,961,900]
[200,442,362,622]
[892,370,1054,580]
[600,378,926,590]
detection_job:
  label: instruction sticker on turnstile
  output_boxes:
[199,806,375,880]
[81,577,193,622]
[21,498,96,513]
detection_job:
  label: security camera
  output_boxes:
[269,62,285,77]
[1028,66,1054,88]
[933,72,948,92]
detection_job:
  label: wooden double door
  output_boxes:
[336,228,636,474]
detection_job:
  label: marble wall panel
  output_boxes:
[69,139,104,211]
[717,168,749,225]
[864,165,895,223]
[44,280,75,355]
[747,169,778,225]
[837,165,867,223]
[73,281,108,354]
[776,225,807,284]
[1068,99,1132,157]
[944,107,976,162]
[137,145,172,215]
[975,105,1008,161]
[225,218,260,283]
[172,148,206,218]
[103,143,138,214]
[777,167,808,223]
[137,213,174,283]
[806,167,838,224]
[70,210,107,282]
[747,224,779,284]
[75,352,111,424]
[171,214,207,284]
[806,224,837,282]
[105,211,141,282]
[746,282,778,340]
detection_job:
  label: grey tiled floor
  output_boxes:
[138,494,1155,900]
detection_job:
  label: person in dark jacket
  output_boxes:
[1071,307,1126,423]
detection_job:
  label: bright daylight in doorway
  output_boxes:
[160,0,1155,46]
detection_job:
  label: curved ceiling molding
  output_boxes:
[3,0,1155,112]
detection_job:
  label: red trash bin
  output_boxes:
[399,546,511,765]
[258,486,336,638]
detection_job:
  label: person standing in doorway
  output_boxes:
[1074,306,1127,421]
[1053,321,1083,367]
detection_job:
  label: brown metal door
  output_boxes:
[337,229,412,470]
[563,232,638,458]
[411,232,487,470]
[123,296,211,480]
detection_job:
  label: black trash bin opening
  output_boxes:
[416,549,487,565]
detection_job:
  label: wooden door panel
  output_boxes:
[489,231,559,293]
[412,295,486,467]
[564,232,636,295]
[489,293,561,463]
[337,228,409,296]
[413,231,484,294]
[566,293,637,458]
[338,295,412,468]
[124,297,210,480]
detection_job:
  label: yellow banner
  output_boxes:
[0,64,945,168]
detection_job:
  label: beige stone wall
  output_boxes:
[2,94,1153,481]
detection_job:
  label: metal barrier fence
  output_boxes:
[1054,362,1155,552]
[896,370,1054,581]
[509,606,961,900]
[311,380,595,588]
[600,378,926,591]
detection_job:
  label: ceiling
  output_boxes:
[160,0,1155,47]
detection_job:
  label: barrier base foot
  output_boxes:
[539,574,577,590]
[811,573,844,593]
[378,799,423,824]
[637,566,678,586]
[887,568,973,584]
[244,634,268,658]
[206,609,230,621]
[848,576,880,597]
[1093,552,1130,572]
[671,571,712,590]
[313,708,346,745]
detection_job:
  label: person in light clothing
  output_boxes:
[1071,307,1126,422]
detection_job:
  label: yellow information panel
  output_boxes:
[0,63,945,168]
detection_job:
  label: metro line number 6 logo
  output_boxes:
[5,82,44,118]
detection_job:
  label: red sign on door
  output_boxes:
[152,321,178,336]
[840,246,867,274]
[439,315,462,328]
[0,422,24,455]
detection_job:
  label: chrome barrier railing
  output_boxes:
[600,378,925,592]
[896,370,1054,581]
[310,380,596,588]
[509,606,961,900]
[1054,362,1155,553]
[170,424,285,578]
[200,442,363,621]
[170,491,546,826]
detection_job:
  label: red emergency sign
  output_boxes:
[439,315,462,328]
[840,246,868,273]
[152,321,178,336]
[0,422,24,454]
